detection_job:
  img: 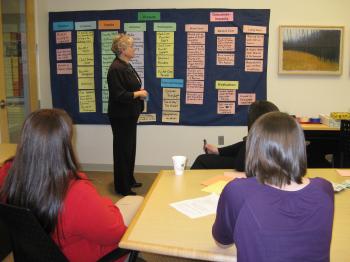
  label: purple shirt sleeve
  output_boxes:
[212,178,249,245]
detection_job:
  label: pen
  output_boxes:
[203,139,208,154]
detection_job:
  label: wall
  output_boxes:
[36,0,350,171]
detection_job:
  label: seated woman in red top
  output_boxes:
[0,109,143,262]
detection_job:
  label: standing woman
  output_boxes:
[108,33,148,196]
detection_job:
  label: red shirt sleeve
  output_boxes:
[0,161,12,188]
[61,177,127,245]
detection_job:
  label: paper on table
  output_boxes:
[336,169,350,177]
[332,180,350,192]
[170,193,220,219]
[201,175,233,186]
[202,180,229,195]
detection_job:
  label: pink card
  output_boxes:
[336,169,350,177]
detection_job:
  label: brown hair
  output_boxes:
[0,109,80,234]
[247,100,279,130]
[245,112,307,187]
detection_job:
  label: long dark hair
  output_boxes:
[0,109,81,234]
[246,112,307,187]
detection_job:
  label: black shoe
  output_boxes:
[132,182,143,188]
[119,190,137,196]
[116,190,136,196]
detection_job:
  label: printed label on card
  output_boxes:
[186,92,203,105]
[218,102,235,114]
[238,93,256,105]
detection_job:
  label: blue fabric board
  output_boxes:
[49,9,270,126]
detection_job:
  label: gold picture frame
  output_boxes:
[279,25,344,75]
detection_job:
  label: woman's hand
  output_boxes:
[204,144,219,155]
[134,90,148,99]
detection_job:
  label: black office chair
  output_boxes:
[339,120,350,167]
[0,202,137,262]
[0,217,11,261]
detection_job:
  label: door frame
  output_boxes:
[0,0,38,142]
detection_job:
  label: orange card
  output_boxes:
[201,175,233,186]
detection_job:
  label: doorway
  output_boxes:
[0,0,38,143]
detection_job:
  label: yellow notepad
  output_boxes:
[201,180,229,195]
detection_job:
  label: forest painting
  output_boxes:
[279,26,343,75]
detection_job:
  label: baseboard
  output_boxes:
[80,163,174,173]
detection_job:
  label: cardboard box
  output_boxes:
[320,114,341,128]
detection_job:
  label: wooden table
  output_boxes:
[120,169,350,262]
[0,144,16,166]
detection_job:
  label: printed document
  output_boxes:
[170,193,219,219]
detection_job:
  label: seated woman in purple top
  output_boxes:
[212,112,334,262]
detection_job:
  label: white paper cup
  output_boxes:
[172,156,187,176]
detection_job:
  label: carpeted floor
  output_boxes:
[87,171,203,262]
[87,171,156,202]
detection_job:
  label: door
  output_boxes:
[0,0,38,143]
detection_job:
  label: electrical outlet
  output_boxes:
[218,136,224,145]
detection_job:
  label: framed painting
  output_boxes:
[279,25,344,75]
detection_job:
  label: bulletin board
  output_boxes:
[49,9,270,126]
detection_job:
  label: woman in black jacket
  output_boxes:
[107,33,148,196]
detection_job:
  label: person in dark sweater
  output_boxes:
[191,100,279,171]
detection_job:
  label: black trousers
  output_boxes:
[109,116,138,194]
[191,154,236,169]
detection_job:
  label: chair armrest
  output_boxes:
[97,248,137,262]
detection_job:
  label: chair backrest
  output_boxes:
[0,202,68,262]
[340,120,350,167]
[0,217,11,260]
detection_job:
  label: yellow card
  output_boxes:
[201,180,229,195]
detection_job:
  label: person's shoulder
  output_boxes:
[311,177,332,188]
[230,176,258,186]
[66,173,96,195]
[231,140,245,151]
[0,160,12,172]
[0,160,12,186]
[221,177,261,208]
[224,177,259,195]
[76,171,88,180]
[310,177,334,194]
[110,57,126,70]
[237,140,246,146]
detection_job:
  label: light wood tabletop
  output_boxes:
[0,143,16,167]
[120,169,350,262]
[301,123,339,131]
[308,169,350,262]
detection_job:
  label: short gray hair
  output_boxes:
[111,33,133,56]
